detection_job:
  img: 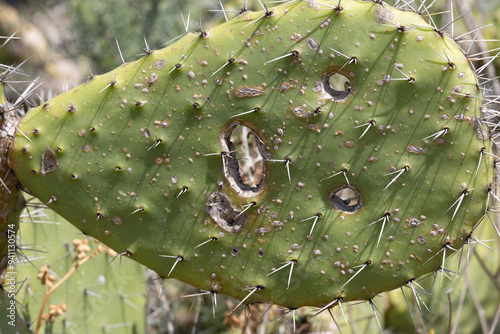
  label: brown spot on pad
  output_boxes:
[407,145,426,154]
[205,191,248,233]
[40,147,58,177]
[235,86,265,98]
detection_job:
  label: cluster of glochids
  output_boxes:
[2,0,499,332]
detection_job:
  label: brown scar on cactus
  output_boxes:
[205,191,248,233]
[40,147,57,177]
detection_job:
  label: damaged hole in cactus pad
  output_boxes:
[328,185,363,213]
[40,147,58,177]
[220,121,271,198]
[205,191,248,233]
[322,70,354,102]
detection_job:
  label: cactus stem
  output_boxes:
[266,259,297,289]
[194,237,217,249]
[383,166,409,191]
[159,255,183,277]
[366,212,391,248]
[229,285,264,315]
[263,51,300,65]
[341,260,371,289]
[444,189,469,220]
[354,120,376,139]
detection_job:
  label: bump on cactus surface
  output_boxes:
[1,0,500,333]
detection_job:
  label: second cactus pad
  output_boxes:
[9,0,492,309]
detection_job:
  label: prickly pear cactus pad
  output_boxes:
[8,0,493,309]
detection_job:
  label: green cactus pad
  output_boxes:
[8,0,493,310]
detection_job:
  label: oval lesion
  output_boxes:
[328,185,363,213]
[322,70,355,102]
[204,191,248,233]
[220,121,271,198]
[315,68,355,103]
[40,147,58,177]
